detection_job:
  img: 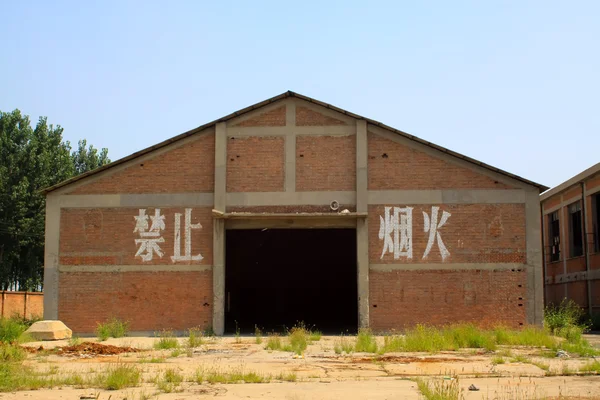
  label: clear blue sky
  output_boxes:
[1,1,598,188]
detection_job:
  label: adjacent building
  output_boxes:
[42,91,547,334]
[540,163,600,316]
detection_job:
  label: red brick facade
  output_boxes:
[47,94,541,333]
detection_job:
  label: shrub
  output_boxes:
[95,318,129,341]
[0,317,28,343]
[544,299,587,336]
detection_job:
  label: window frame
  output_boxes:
[568,201,583,258]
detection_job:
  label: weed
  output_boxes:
[266,334,282,351]
[275,372,297,382]
[199,367,270,384]
[68,335,81,347]
[556,338,600,357]
[153,330,179,350]
[139,357,165,363]
[170,348,183,358]
[309,330,322,341]
[287,326,309,355]
[0,343,26,362]
[561,364,575,376]
[186,327,204,348]
[0,317,28,343]
[531,361,550,371]
[334,336,354,354]
[415,377,463,400]
[100,364,141,390]
[355,329,378,353]
[579,360,600,373]
[95,318,129,341]
[401,325,456,352]
[234,320,241,344]
[509,354,530,363]
[491,356,505,365]
[445,324,496,351]
[544,299,587,335]
[157,368,184,393]
[255,325,263,344]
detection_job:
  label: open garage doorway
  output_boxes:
[225,228,357,334]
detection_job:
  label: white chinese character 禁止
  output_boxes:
[378,206,413,259]
[134,209,166,261]
[422,206,451,261]
[171,208,204,262]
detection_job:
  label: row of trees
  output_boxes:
[0,109,110,291]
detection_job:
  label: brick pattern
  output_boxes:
[370,269,526,330]
[296,106,347,126]
[585,173,600,192]
[543,195,562,212]
[369,204,526,264]
[226,136,285,192]
[1,292,43,320]
[232,106,286,127]
[69,133,215,195]
[367,133,513,190]
[296,135,356,191]
[59,207,213,265]
[58,271,212,332]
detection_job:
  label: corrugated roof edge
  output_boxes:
[540,162,600,201]
[42,90,548,194]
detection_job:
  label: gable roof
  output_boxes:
[43,90,548,194]
[540,162,600,201]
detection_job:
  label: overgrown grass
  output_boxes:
[156,368,184,393]
[0,317,28,343]
[355,329,378,353]
[186,327,204,348]
[334,336,354,354]
[95,318,129,341]
[415,377,462,400]
[154,330,179,350]
[68,335,81,347]
[100,364,141,390]
[579,360,600,374]
[265,335,282,351]
[0,343,26,363]
[264,323,321,355]
[491,355,505,365]
[194,367,271,384]
[309,330,322,341]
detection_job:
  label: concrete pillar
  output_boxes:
[582,184,592,315]
[356,120,369,328]
[525,190,543,325]
[43,195,60,320]
[213,122,227,335]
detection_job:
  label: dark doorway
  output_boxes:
[225,228,357,334]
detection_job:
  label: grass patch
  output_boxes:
[275,372,297,382]
[95,318,129,341]
[557,339,600,357]
[99,364,141,390]
[415,377,462,400]
[287,326,309,355]
[154,330,179,350]
[265,334,283,351]
[334,336,354,354]
[186,327,204,348]
[0,317,28,343]
[157,368,184,393]
[0,343,26,362]
[509,354,530,363]
[579,360,600,374]
[255,326,263,344]
[355,329,378,353]
[196,367,271,384]
[309,330,322,341]
[491,356,505,365]
[139,356,165,363]
[531,361,550,371]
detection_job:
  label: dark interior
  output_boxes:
[225,228,357,334]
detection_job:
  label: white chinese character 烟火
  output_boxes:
[378,206,413,259]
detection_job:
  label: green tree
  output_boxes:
[0,109,110,290]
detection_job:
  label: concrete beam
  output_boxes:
[368,189,526,205]
[525,190,543,325]
[227,191,355,207]
[213,123,227,335]
[58,265,212,273]
[58,193,214,208]
[226,126,355,137]
[370,263,526,271]
[356,120,369,329]
[43,195,60,320]
[285,133,296,192]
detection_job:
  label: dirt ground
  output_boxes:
[2,334,600,400]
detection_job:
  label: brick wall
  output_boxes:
[368,133,512,190]
[369,204,526,264]
[296,135,356,191]
[296,106,347,126]
[69,132,215,194]
[58,271,212,332]
[370,270,526,330]
[226,136,284,192]
[1,292,43,320]
[232,106,286,127]
[60,207,213,265]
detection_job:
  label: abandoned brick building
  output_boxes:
[43,91,547,334]
[540,162,600,316]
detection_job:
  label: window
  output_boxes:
[593,193,600,253]
[568,202,583,257]
[548,211,560,262]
